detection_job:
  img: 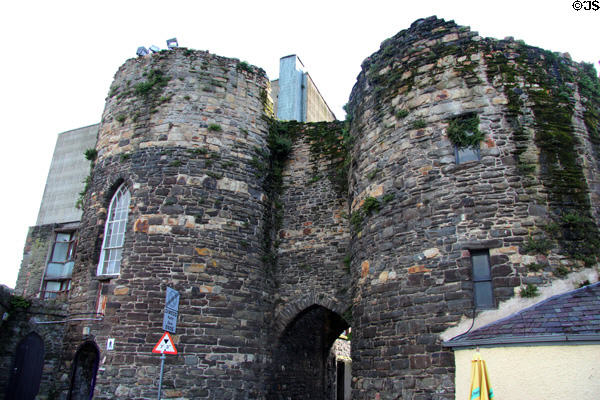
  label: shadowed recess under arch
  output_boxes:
[268,304,349,399]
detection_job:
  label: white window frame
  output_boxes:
[97,184,130,276]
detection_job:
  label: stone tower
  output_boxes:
[6,16,600,400]
[346,17,600,399]
[65,49,275,398]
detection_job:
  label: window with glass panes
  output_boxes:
[97,184,130,275]
[42,231,76,299]
[471,250,494,309]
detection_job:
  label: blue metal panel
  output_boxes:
[276,55,306,122]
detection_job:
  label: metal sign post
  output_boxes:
[157,352,166,400]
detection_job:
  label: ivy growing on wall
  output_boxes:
[446,113,484,148]
[254,118,351,277]
[76,148,98,209]
[484,41,600,265]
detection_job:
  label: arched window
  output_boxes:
[97,184,130,276]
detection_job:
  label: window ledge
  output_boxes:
[94,274,119,281]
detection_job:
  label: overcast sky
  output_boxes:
[0,0,597,288]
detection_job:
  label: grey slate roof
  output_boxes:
[444,282,600,347]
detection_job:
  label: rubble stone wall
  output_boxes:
[15,224,54,298]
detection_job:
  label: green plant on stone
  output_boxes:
[527,263,545,272]
[382,193,395,204]
[109,85,119,98]
[350,196,382,232]
[362,196,381,214]
[170,160,182,167]
[208,123,222,132]
[447,113,484,148]
[84,148,97,162]
[396,109,409,119]
[75,174,92,209]
[366,168,380,180]
[237,61,254,73]
[188,147,208,156]
[520,283,539,298]
[115,113,127,124]
[561,212,588,225]
[555,265,570,277]
[309,175,322,184]
[206,171,222,179]
[10,295,31,310]
[134,69,171,98]
[411,119,427,129]
[343,254,351,272]
[522,236,553,255]
[350,211,364,232]
[120,153,131,162]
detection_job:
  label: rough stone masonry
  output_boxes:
[2,16,600,400]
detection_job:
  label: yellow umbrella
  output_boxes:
[469,352,495,400]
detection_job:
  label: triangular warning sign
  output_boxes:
[152,332,178,354]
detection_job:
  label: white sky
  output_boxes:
[0,0,597,288]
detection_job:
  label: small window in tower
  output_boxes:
[455,145,480,164]
[447,113,483,165]
[471,250,494,309]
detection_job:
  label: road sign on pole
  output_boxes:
[162,287,179,333]
[153,331,178,400]
[152,332,178,355]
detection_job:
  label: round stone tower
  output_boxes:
[347,16,600,399]
[65,49,274,398]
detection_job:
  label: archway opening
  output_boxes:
[269,305,350,399]
[68,341,99,400]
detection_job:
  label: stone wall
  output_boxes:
[59,48,275,399]
[346,16,600,400]
[275,132,351,318]
[0,285,68,399]
[15,224,54,298]
[268,125,352,398]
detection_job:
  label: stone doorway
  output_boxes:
[269,305,350,399]
[68,341,99,400]
[5,332,45,400]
